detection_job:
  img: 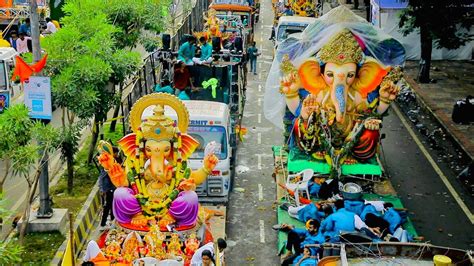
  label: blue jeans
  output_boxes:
[250,58,257,74]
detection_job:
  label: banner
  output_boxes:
[24,76,53,120]
[0,90,10,113]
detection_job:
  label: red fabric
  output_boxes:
[97,230,109,248]
[31,54,48,72]
[173,65,191,90]
[11,55,48,83]
[11,56,33,82]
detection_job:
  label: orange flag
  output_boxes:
[11,55,48,83]
[31,54,48,73]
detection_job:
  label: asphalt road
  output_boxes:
[225,0,281,264]
[225,2,473,265]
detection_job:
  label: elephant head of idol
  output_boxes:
[297,30,389,124]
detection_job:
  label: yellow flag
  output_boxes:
[61,236,74,266]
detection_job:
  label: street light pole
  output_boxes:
[29,0,53,218]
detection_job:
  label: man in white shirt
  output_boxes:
[191,238,227,266]
[44,17,58,34]
[16,33,31,54]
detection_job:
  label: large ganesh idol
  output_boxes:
[97,93,218,231]
[264,6,405,177]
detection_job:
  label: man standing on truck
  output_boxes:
[247,41,260,75]
[178,36,197,65]
[173,61,194,97]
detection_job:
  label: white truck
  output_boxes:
[274,16,316,52]
[166,100,237,204]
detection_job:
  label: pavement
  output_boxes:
[403,60,474,161]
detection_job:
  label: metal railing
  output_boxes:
[118,0,210,128]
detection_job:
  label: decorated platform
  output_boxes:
[273,146,382,176]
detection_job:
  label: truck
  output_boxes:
[210,0,255,46]
[0,47,18,111]
[273,15,316,52]
[165,100,237,204]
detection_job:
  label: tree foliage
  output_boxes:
[0,196,23,264]
[399,0,473,50]
[0,104,59,244]
[0,105,58,192]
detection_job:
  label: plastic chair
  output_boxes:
[285,169,314,206]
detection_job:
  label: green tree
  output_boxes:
[42,0,142,190]
[0,104,59,244]
[85,0,171,162]
[0,195,23,264]
[399,0,473,83]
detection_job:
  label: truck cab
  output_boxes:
[274,16,316,52]
[165,100,236,204]
[0,48,18,109]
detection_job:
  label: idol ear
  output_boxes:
[352,58,390,98]
[297,58,326,95]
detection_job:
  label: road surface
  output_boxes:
[225,2,473,265]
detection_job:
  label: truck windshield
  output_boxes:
[188,126,228,160]
[277,24,307,41]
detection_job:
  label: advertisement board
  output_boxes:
[24,76,53,120]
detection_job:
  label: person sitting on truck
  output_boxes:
[319,199,381,242]
[278,219,324,266]
[292,246,318,266]
[286,202,333,224]
[193,37,213,65]
[154,80,174,94]
[178,36,197,65]
[173,61,194,96]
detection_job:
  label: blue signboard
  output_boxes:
[0,90,10,114]
[24,76,52,120]
[373,0,408,9]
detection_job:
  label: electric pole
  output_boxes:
[30,0,53,218]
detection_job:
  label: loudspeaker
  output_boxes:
[212,37,221,53]
[234,37,243,52]
[162,34,171,50]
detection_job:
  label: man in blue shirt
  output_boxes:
[279,219,324,266]
[192,37,213,65]
[246,41,260,75]
[178,36,196,65]
[320,200,381,242]
[19,18,31,36]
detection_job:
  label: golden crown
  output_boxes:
[318,29,364,65]
[141,105,176,142]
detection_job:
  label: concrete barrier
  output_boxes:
[51,181,101,265]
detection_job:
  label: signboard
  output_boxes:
[376,0,408,9]
[24,76,52,120]
[0,90,9,114]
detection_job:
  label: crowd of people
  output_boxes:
[275,186,410,265]
[153,34,261,99]
[5,17,59,54]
